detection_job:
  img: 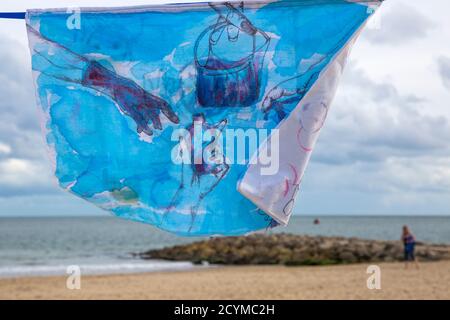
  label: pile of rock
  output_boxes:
[138,233,450,266]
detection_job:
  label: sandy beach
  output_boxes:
[1,261,449,300]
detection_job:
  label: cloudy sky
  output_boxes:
[0,0,449,217]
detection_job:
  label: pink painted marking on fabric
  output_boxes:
[288,163,300,185]
[283,179,290,197]
[297,127,313,152]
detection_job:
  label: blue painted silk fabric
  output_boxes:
[26,1,380,236]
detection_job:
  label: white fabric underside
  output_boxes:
[238,21,370,226]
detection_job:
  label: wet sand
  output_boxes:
[1,261,449,300]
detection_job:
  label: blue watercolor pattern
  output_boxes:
[27,0,373,236]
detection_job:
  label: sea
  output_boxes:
[0,215,449,278]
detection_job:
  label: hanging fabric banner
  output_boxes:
[26,0,382,236]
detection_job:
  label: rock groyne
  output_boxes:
[138,234,450,266]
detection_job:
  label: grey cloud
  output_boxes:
[0,36,43,160]
[339,62,403,103]
[312,62,450,166]
[0,36,58,197]
[437,56,450,90]
[363,2,435,45]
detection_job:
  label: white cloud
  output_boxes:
[363,1,436,45]
[0,158,56,196]
[0,142,11,155]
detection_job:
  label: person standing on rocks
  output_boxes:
[401,225,420,269]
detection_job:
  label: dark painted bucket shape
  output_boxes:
[195,20,270,108]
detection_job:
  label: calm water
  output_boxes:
[0,215,448,277]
